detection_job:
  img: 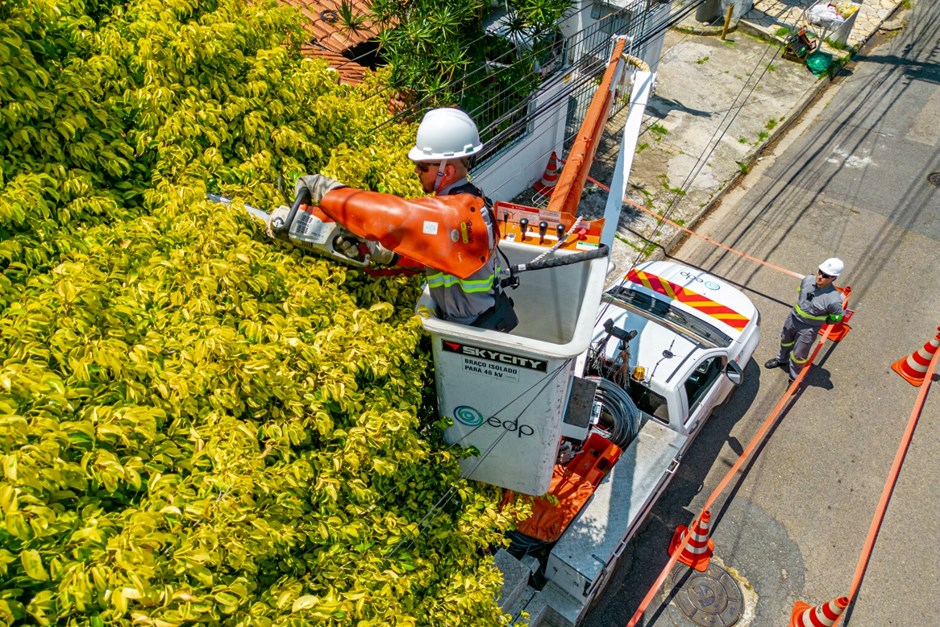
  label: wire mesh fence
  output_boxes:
[472,0,668,172]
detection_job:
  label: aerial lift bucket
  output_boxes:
[417,241,608,495]
[416,39,630,496]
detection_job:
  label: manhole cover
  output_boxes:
[667,562,744,626]
[929,172,940,187]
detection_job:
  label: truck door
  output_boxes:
[680,354,727,436]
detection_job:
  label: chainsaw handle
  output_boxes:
[271,187,311,235]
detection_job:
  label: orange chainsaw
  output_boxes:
[210,185,493,278]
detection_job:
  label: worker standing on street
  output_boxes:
[290,108,517,332]
[764,258,845,383]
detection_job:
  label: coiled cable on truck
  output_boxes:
[585,375,642,449]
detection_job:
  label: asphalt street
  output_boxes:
[583,1,939,625]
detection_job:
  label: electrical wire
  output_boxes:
[355,0,780,610]
[354,2,605,121]
[345,0,699,151]
[637,45,784,259]
[310,0,725,598]
[383,359,574,562]
[366,0,690,132]
[323,355,575,583]
[472,1,709,194]
[312,2,741,546]
[336,0,600,78]
[591,27,785,330]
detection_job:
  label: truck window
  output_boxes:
[604,288,733,348]
[627,379,670,424]
[684,357,723,414]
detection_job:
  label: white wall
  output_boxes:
[472,75,570,202]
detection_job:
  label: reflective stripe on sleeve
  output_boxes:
[794,303,828,322]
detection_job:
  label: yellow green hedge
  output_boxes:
[0,0,525,624]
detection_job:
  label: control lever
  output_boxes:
[538,221,548,244]
[603,319,638,343]
[502,211,509,235]
[519,217,529,241]
[556,223,566,241]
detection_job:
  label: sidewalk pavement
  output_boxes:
[586,0,908,279]
[744,0,903,50]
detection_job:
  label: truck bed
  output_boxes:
[504,419,687,626]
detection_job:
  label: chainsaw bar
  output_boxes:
[206,193,271,223]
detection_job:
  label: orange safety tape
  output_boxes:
[627,293,850,627]
[833,334,939,626]
[560,162,804,280]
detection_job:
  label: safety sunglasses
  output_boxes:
[415,162,442,173]
[817,270,835,280]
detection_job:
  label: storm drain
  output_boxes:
[928,172,940,187]
[667,562,744,626]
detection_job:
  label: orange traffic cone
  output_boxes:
[891,325,940,386]
[533,151,560,195]
[789,595,849,627]
[667,509,715,572]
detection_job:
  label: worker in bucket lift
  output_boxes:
[764,258,845,383]
[290,108,518,332]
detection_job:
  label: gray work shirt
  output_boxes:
[793,274,843,327]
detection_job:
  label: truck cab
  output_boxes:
[590,261,760,443]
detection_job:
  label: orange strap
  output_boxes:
[627,292,851,626]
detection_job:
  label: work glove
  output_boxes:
[266,204,291,239]
[369,244,397,266]
[294,174,344,206]
[333,236,362,260]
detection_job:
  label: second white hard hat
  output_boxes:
[818,258,844,277]
[408,108,483,161]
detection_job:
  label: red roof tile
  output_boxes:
[281,0,381,52]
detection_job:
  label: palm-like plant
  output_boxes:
[369,0,571,125]
[335,0,369,36]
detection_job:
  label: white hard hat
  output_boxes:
[818,258,844,277]
[408,108,483,161]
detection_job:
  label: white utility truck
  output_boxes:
[419,252,760,625]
